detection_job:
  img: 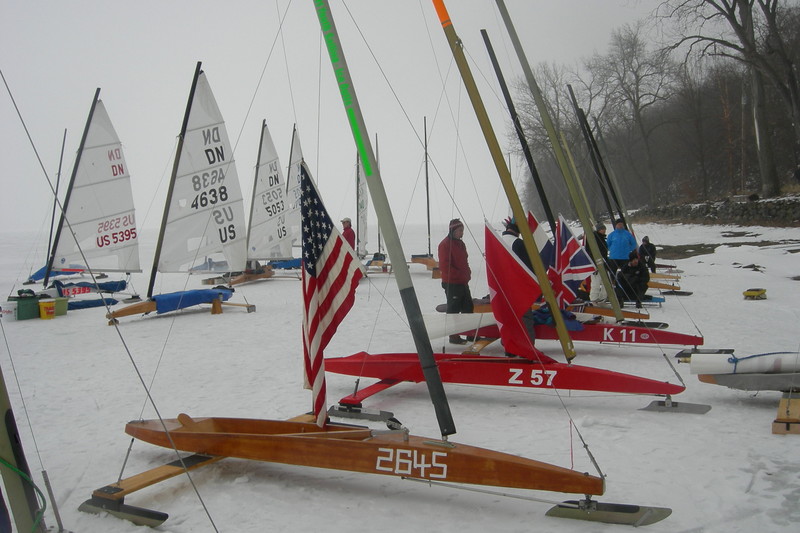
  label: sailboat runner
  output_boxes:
[106,62,253,321]
[30,89,142,307]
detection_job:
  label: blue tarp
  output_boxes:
[26,264,87,283]
[268,258,301,270]
[68,298,118,310]
[531,306,584,331]
[152,289,233,314]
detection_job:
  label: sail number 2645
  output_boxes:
[375,448,447,479]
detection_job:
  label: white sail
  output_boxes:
[283,126,303,250]
[51,98,140,273]
[355,156,368,259]
[246,121,297,261]
[158,71,247,273]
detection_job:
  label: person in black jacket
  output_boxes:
[615,250,650,308]
[638,236,657,273]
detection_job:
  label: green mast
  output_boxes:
[313,0,456,437]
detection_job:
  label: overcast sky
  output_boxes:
[1,0,658,248]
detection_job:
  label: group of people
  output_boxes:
[340,213,658,341]
[590,219,656,308]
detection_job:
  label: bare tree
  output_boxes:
[586,22,679,205]
[660,0,796,196]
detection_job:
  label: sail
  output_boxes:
[355,156,368,258]
[157,70,247,273]
[51,98,140,274]
[485,222,542,359]
[246,121,297,261]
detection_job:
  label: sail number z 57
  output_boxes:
[508,368,558,387]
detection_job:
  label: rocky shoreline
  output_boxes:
[631,194,800,227]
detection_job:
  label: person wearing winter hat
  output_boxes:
[614,249,650,308]
[501,217,532,271]
[438,218,473,344]
[638,235,657,273]
[341,217,356,249]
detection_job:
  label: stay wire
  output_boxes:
[3,67,221,532]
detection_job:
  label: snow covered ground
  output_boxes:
[1,221,799,532]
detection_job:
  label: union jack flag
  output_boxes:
[551,214,595,307]
[300,161,364,426]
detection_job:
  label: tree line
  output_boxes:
[511,0,800,220]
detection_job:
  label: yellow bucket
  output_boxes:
[39,300,56,319]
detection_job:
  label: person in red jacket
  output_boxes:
[341,217,356,250]
[438,218,473,344]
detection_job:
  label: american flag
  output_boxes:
[551,214,595,307]
[300,161,364,426]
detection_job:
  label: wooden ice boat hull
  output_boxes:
[464,322,702,347]
[126,414,604,495]
[326,352,685,396]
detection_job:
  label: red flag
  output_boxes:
[485,223,544,359]
[300,162,364,426]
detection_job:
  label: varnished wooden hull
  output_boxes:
[126,414,604,496]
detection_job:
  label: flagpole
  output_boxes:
[313,0,456,438]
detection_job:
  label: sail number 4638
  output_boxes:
[508,368,557,387]
[375,448,447,479]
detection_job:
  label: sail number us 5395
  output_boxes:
[375,448,447,479]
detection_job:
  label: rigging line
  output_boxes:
[106,317,220,532]
[140,138,178,230]
[3,69,222,530]
[482,226,616,479]
[315,15,323,178]
[404,476,585,508]
[278,0,299,126]
[0,320,44,468]
[229,0,291,157]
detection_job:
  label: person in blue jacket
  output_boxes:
[606,219,637,273]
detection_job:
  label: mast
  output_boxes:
[424,116,432,256]
[480,29,556,235]
[43,129,67,286]
[147,61,202,299]
[591,117,631,229]
[245,119,268,267]
[430,0,577,361]
[44,89,100,288]
[493,0,623,321]
[313,0,456,437]
[565,84,616,225]
[0,364,45,532]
